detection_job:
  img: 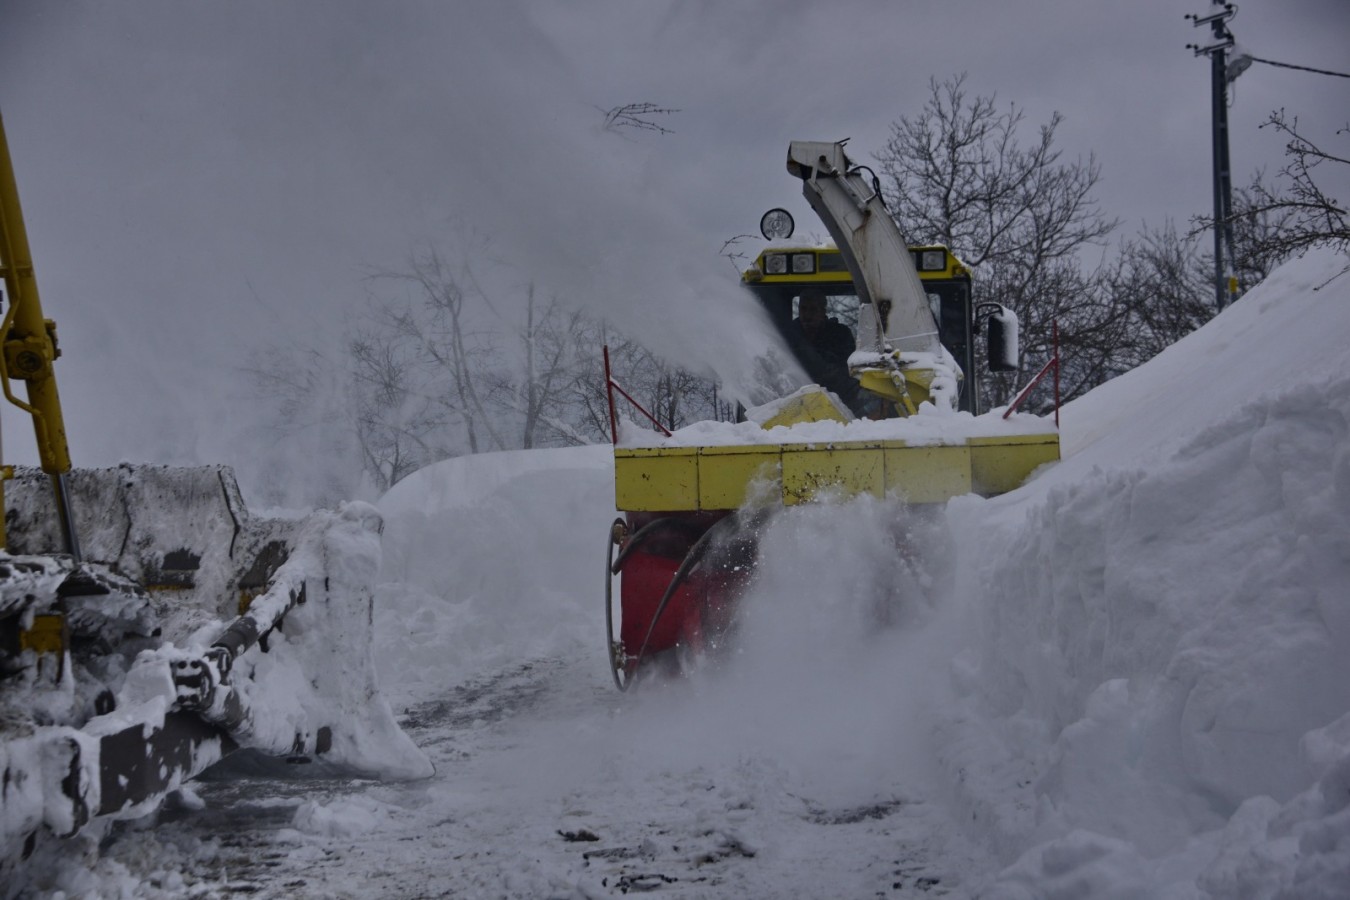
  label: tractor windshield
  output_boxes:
[745,282,865,414]
[743,245,979,414]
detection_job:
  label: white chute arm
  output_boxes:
[786,141,939,355]
[787,140,960,412]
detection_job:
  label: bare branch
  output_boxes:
[598,102,680,135]
[1196,110,1349,267]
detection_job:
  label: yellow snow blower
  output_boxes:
[604,140,1061,689]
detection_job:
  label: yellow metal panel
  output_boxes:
[969,433,1061,495]
[614,447,699,511]
[698,445,781,510]
[857,369,906,405]
[856,366,944,413]
[613,429,1059,513]
[883,443,972,503]
[781,442,885,505]
[19,612,65,655]
[759,388,850,430]
[742,270,855,286]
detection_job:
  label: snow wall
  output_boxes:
[944,247,1350,897]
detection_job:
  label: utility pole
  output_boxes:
[1187,2,1241,311]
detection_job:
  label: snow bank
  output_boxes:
[943,248,1350,895]
[374,445,614,709]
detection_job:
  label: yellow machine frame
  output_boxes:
[615,432,1060,511]
[613,243,1058,512]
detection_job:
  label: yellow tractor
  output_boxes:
[604,140,1061,689]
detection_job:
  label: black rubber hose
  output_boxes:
[610,516,708,574]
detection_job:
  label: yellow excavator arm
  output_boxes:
[0,110,79,555]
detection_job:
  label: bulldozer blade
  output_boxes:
[1,466,432,890]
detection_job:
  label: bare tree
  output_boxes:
[877,75,1116,268]
[1103,222,1213,373]
[1226,178,1302,287]
[875,74,1120,409]
[484,284,598,448]
[250,226,730,494]
[1099,110,1347,381]
[243,342,373,504]
[347,325,447,490]
[368,250,509,455]
[568,322,728,442]
[1199,111,1349,283]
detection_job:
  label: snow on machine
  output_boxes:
[0,111,430,891]
[604,140,1061,689]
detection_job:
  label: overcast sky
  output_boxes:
[0,0,1346,493]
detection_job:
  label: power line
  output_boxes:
[1243,55,1350,80]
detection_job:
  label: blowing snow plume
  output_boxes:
[603,496,964,809]
[0,1,793,495]
[405,8,793,407]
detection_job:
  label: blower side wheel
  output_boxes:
[605,517,632,691]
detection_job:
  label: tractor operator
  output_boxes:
[792,289,860,411]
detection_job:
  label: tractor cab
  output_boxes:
[741,220,983,414]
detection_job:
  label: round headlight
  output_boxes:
[764,253,788,275]
[921,250,946,271]
[760,208,795,241]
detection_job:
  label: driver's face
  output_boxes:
[798,296,826,326]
